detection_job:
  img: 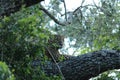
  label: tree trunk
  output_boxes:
[40,50,120,80]
[0,0,44,16]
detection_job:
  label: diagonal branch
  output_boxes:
[39,5,67,26]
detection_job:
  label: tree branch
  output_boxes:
[38,50,120,80]
[0,0,69,26]
[1,1,120,79]
[39,5,67,26]
[0,0,44,16]
[63,0,67,21]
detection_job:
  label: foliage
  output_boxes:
[1,0,120,80]
[48,0,120,79]
[91,70,120,80]
[55,0,120,51]
[0,61,15,80]
[0,5,61,80]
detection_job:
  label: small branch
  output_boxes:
[92,0,104,12]
[39,5,67,26]
[45,47,65,80]
[63,0,67,21]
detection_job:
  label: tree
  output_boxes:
[0,61,15,80]
[0,0,44,16]
[0,0,120,80]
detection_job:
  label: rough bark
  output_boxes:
[0,0,69,26]
[1,1,120,80]
[0,0,44,16]
[37,50,120,80]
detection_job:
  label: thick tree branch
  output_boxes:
[1,1,120,80]
[38,50,120,80]
[0,0,44,16]
[0,0,68,26]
